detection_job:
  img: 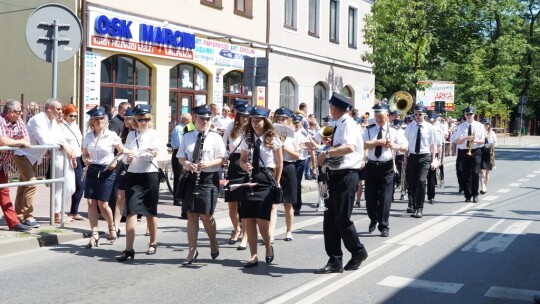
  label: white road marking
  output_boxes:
[481,196,498,201]
[497,189,511,193]
[308,235,324,240]
[461,220,531,253]
[518,179,529,182]
[377,276,464,294]
[508,183,521,187]
[527,174,536,178]
[295,245,413,304]
[485,286,540,301]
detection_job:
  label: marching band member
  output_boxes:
[363,104,407,236]
[117,105,161,261]
[273,107,298,242]
[480,118,497,194]
[177,105,226,265]
[239,106,283,267]
[82,106,126,248]
[453,106,485,203]
[391,119,406,200]
[315,93,368,274]
[355,114,369,207]
[426,113,443,205]
[404,105,436,218]
[222,101,251,249]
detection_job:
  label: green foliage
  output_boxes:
[363,0,539,120]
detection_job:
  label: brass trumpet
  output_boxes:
[466,132,475,156]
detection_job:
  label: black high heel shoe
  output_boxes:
[228,229,240,245]
[117,249,135,262]
[265,245,274,264]
[117,227,121,239]
[182,250,199,265]
[85,232,100,249]
[244,259,259,268]
[211,249,220,260]
[107,224,118,244]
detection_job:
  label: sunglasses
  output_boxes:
[68,114,78,118]
[11,110,22,115]
[137,118,151,123]
[465,113,474,116]
[414,113,424,116]
[92,116,105,120]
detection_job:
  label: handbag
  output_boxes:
[176,170,189,200]
[149,161,173,194]
[259,156,283,204]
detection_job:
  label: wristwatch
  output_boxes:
[326,150,331,159]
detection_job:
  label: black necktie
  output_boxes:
[252,138,261,173]
[467,124,472,146]
[415,125,422,154]
[193,132,203,162]
[375,127,383,158]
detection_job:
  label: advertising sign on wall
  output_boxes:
[416,81,455,112]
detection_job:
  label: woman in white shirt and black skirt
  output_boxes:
[239,106,283,267]
[222,102,251,249]
[177,105,226,265]
[117,104,161,261]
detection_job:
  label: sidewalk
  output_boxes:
[1,134,538,256]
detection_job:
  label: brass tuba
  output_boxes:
[321,125,335,138]
[388,91,414,119]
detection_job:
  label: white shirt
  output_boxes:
[61,118,83,157]
[15,112,67,165]
[453,120,486,150]
[484,130,497,148]
[82,129,121,165]
[294,128,311,160]
[217,115,233,131]
[177,129,226,172]
[125,129,161,173]
[222,123,245,156]
[362,123,402,161]
[240,134,282,168]
[404,121,436,155]
[331,113,360,169]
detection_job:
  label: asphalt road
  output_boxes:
[1,144,539,304]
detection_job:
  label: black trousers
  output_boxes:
[455,152,464,191]
[294,159,306,211]
[365,161,394,231]
[457,148,481,198]
[407,153,431,209]
[171,149,182,204]
[427,167,436,200]
[324,171,364,262]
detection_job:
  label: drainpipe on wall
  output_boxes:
[78,0,87,129]
[265,0,270,107]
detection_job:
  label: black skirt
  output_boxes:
[125,172,159,216]
[114,162,128,191]
[182,171,219,215]
[239,169,274,221]
[280,162,297,204]
[224,153,248,202]
[84,164,117,202]
[481,147,493,170]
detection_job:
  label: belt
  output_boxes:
[328,169,357,176]
[367,160,393,166]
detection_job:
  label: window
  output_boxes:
[313,82,328,124]
[329,0,339,43]
[100,55,151,109]
[341,86,354,105]
[223,71,250,106]
[284,0,297,30]
[201,0,223,9]
[308,0,319,36]
[235,0,253,18]
[348,7,357,48]
[280,78,296,109]
[169,64,208,137]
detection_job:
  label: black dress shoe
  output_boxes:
[380,229,389,237]
[294,210,300,216]
[428,199,435,204]
[465,197,471,202]
[265,246,274,264]
[410,209,417,217]
[406,206,414,213]
[368,221,377,233]
[344,249,368,270]
[314,264,343,274]
[472,196,479,203]
[414,209,423,218]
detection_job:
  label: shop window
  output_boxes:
[100,55,151,109]
[313,82,328,124]
[280,77,296,109]
[169,63,208,137]
[223,71,250,106]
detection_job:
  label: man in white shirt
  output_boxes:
[13,98,68,227]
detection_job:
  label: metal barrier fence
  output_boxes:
[0,144,69,227]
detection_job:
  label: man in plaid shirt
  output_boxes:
[0,99,31,231]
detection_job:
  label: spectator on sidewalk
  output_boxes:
[13,98,68,228]
[0,99,32,232]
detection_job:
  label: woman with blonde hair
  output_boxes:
[82,106,126,248]
[239,106,283,267]
[117,105,161,261]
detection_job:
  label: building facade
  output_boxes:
[0,0,375,158]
